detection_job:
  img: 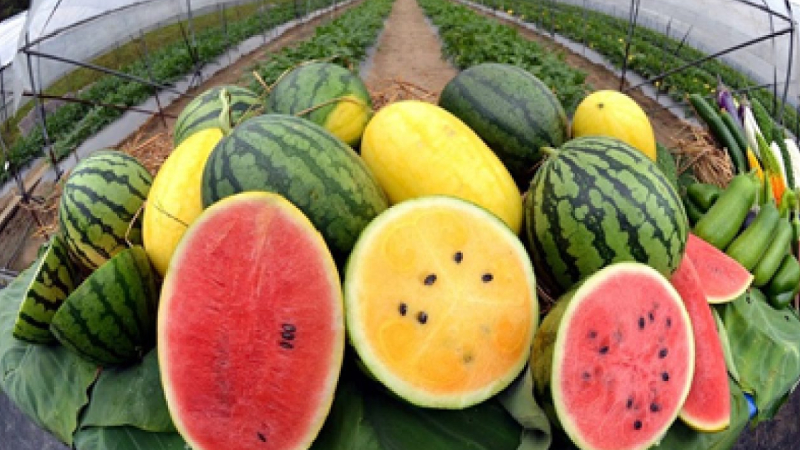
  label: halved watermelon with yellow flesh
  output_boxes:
[158,192,344,450]
[685,233,753,303]
[344,196,538,409]
[532,263,695,450]
[670,256,731,431]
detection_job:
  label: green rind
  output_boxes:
[655,143,679,191]
[526,136,688,293]
[201,114,388,260]
[173,85,260,146]
[13,235,76,344]
[438,63,568,184]
[58,151,152,270]
[267,62,372,145]
[50,246,158,366]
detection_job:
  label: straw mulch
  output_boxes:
[673,124,735,188]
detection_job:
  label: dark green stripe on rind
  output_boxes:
[526,136,687,293]
[173,85,261,146]
[202,114,388,261]
[438,63,568,184]
[50,247,158,366]
[267,62,372,143]
[13,235,77,344]
[58,151,152,270]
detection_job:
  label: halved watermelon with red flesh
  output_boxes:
[532,263,694,450]
[670,256,731,431]
[158,192,344,450]
[685,233,752,303]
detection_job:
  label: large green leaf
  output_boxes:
[717,289,800,423]
[655,378,749,450]
[73,426,185,450]
[497,367,551,450]
[312,370,522,450]
[0,264,97,445]
[80,350,175,433]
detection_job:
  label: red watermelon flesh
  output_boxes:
[544,263,694,450]
[685,233,752,303]
[158,192,344,450]
[670,256,731,431]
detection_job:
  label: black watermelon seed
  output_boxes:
[658,348,668,358]
[418,311,428,324]
[582,371,591,380]
[282,324,296,332]
[482,273,494,283]
[257,432,267,442]
[281,331,295,340]
[626,397,633,409]
[638,317,645,329]
[463,354,474,363]
[424,274,437,285]
[650,403,660,412]
[280,341,293,349]
[634,420,642,430]
[588,330,597,339]
[599,346,609,355]
[399,303,408,316]
[662,372,669,382]
[648,312,655,322]
[666,317,672,328]
[454,251,463,263]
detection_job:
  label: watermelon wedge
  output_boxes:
[532,263,695,450]
[685,233,752,303]
[158,192,344,450]
[670,257,731,431]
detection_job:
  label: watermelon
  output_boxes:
[684,233,752,303]
[59,150,152,271]
[202,114,388,260]
[13,235,76,344]
[525,136,687,293]
[531,262,695,450]
[670,256,731,431]
[159,192,344,450]
[344,196,538,409]
[267,62,372,146]
[173,85,260,146]
[50,246,159,366]
[438,63,568,184]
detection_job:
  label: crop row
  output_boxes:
[473,0,799,133]
[419,0,587,113]
[247,0,393,90]
[0,0,337,184]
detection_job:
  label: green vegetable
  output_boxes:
[687,182,722,212]
[720,109,748,156]
[689,94,746,173]
[683,196,705,225]
[694,172,759,249]
[753,218,793,287]
[766,254,800,309]
[726,201,780,270]
[749,97,774,146]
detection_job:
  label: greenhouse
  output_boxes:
[1,0,800,449]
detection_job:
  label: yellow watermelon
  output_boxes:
[344,196,538,408]
[571,90,657,161]
[143,128,223,275]
[361,100,522,233]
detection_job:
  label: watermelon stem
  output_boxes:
[294,96,373,118]
[125,202,146,249]
[218,89,233,137]
[150,199,190,229]
[540,146,558,158]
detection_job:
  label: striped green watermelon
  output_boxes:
[13,235,76,344]
[50,246,158,366]
[202,114,388,261]
[525,136,688,294]
[173,85,261,146]
[438,63,568,184]
[267,62,372,146]
[59,151,152,271]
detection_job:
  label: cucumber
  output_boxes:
[683,196,705,225]
[753,218,793,287]
[749,97,774,146]
[694,172,759,249]
[687,182,722,212]
[766,254,800,309]
[720,109,748,155]
[726,201,780,270]
[689,94,747,174]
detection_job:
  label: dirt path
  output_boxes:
[364,0,457,96]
